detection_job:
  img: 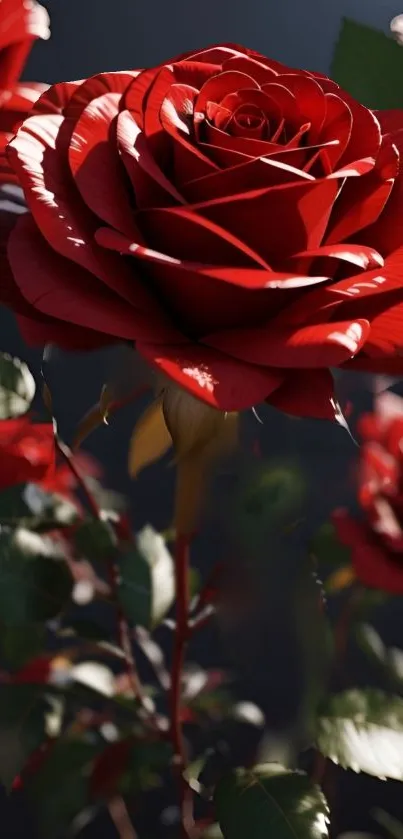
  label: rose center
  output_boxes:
[230,105,267,139]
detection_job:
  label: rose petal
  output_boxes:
[195,70,260,117]
[8,214,178,343]
[375,109,403,135]
[266,369,336,419]
[345,355,403,374]
[158,81,219,182]
[0,0,49,89]
[333,508,403,593]
[219,88,282,126]
[117,109,185,208]
[223,54,279,83]
[349,301,403,361]
[191,178,339,261]
[97,227,309,334]
[332,508,370,547]
[0,82,48,125]
[32,80,83,116]
[359,129,403,256]
[69,92,137,235]
[330,249,403,313]
[136,204,272,267]
[124,67,158,130]
[97,228,327,335]
[17,313,114,350]
[66,71,139,120]
[202,118,280,159]
[181,45,249,65]
[338,98,381,169]
[259,82,297,124]
[318,93,352,168]
[136,341,283,410]
[326,137,398,243]
[278,74,327,137]
[183,155,313,203]
[204,318,370,367]
[291,243,384,271]
[7,112,156,310]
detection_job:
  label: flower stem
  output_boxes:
[171,533,193,838]
[56,439,145,715]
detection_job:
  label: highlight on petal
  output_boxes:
[136,341,283,411]
[0,0,50,90]
[291,244,384,270]
[204,319,370,368]
[8,113,178,323]
[32,81,83,115]
[69,93,137,236]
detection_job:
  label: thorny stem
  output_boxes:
[58,443,197,832]
[334,586,363,681]
[313,585,363,793]
[108,796,138,839]
[171,534,194,838]
[56,440,146,716]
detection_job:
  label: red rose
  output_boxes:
[0,416,55,488]
[6,43,403,414]
[0,0,49,184]
[0,413,100,506]
[333,393,403,592]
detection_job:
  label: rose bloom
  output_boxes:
[0,0,49,183]
[0,414,99,503]
[0,415,55,489]
[5,43,403,416]
[334,394,403,593]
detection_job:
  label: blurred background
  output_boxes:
[2,0,403,836]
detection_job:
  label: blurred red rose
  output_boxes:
[0,0,49,183]
[0,415,99,504]
[334,393,403,593]
[6,44,403,414]
[0,415,55,489]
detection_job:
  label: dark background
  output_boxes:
[2,1,403,836]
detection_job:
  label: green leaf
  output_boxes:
[74,519,116,562]
[118,526,174,629]
[184,753,209,793]
[215,763,329,839]
[0,684,49,790]
[355,626,403,690]
[331,18,403,109]
[310,523,351,568]
[0,624,45,668]
[0,353,35,419]
[201,827,223,839]
[235,461,305,551]
[316,689,403,779]
[0,529,73,626]
[25,737,101,839]
[119,740,172,795]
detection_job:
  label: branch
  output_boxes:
[170,533,194,839]
[56,440,148,720]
